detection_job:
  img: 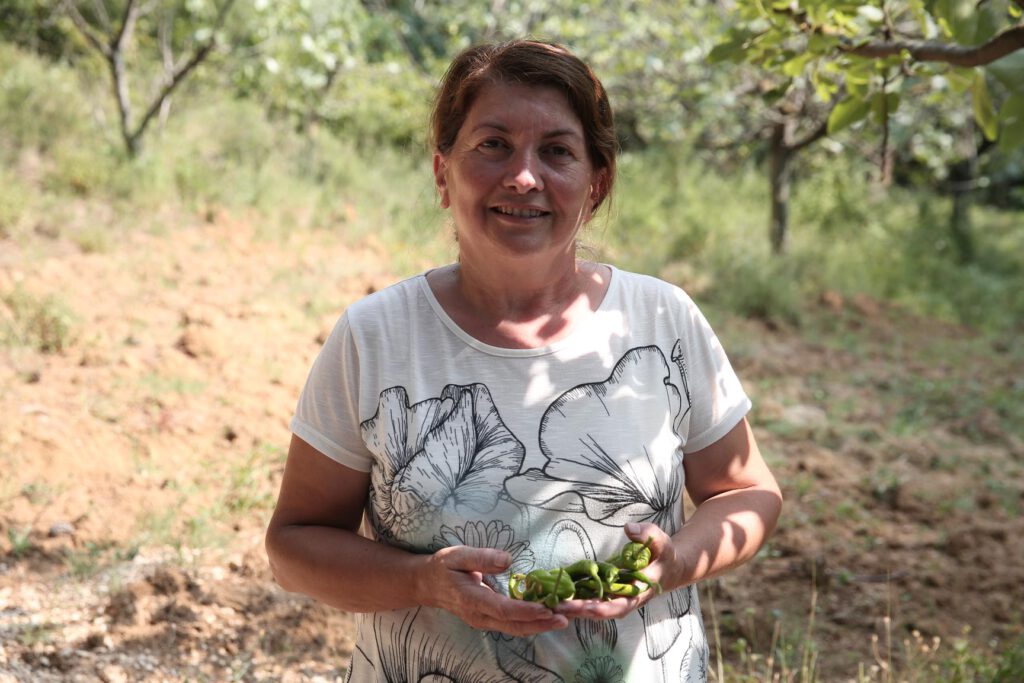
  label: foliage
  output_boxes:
[236,0,422,141]
[0,43,94,155]
[711,1,1024,152]
[0,0,77,58]
[58,0,238,156]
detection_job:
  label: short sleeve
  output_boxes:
[676,294,751,453]
[290,313,374,472]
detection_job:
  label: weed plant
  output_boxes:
[0,286,77,352]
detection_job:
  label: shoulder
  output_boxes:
[317,272,433,353]
[342,272,435,335]
[608,265,699,312]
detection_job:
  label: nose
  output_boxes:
[505,150,543,193]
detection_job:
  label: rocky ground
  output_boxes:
[1,211,1022,681]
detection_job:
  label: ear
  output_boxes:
[433,153,450,209]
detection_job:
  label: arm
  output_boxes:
[556,417,781,618]
[663,415,783,587]
[265,434,568,635]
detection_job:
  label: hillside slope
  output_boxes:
[1,213,1022,681]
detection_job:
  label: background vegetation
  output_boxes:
[2,1,1022,681]
[3,0,1022,333]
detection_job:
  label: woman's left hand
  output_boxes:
[552,521,679,620]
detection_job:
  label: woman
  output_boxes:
[266,39,782,681]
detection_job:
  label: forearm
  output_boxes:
[664,485,782,590]
[266,523,430,613]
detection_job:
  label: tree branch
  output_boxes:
[128,0,237,150]
[789,116,829,153]
[111,0,139,54]
[61,0,111,57]
[108,0,141,151]
[90,0,111,32]
[840,24,1024,67]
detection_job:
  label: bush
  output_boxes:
[0,166,30,238]
[0,44,94,156]
[0,287,77,353]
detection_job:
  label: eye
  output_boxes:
[546,144,574,159]
[478,138,507,151]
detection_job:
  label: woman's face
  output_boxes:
[433,82,606,266]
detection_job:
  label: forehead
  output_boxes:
[461,81,583,135]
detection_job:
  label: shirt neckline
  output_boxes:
[417,264,620,358]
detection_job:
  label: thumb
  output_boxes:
[624,522,665,551]
[624,522,652,541]
[440,546,512,573]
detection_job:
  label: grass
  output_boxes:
[6,525,33,557]
[707,583,1024,683]
[0,286,77,353]
[139,371,207,398]
[63,540,138,580]
[707,579,820,682]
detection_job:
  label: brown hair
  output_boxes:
[430,39,617,210]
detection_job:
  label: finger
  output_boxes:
[554,594,647,620]
[477,612,569,636]
[624,522,668,555]
[457,591,569,634]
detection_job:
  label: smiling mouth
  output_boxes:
[493,206,548,218]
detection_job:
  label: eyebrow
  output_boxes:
[471,122,583,140]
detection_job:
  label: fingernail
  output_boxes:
[625,523,639,534]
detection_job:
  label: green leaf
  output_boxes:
[997,94,1024,152]
[974,2,1012,44]
[970,70,995,141]
[782,52,814,78]
[972,70,999,141]
[856,5,885,23]
[708,28,758,64]
[870,91,900,125]
[828,95,871,134]
[933,0,980,43]
[946,68,974,95]
[987,51,1024,94]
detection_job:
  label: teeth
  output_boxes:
[496,206,544,218]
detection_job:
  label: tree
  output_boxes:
[711,0,1024,253]
[60,0,237,157]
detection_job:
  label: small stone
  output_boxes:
[48,521,76,538]
[99,664,128,683]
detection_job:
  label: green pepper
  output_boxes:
[508,573,527,600]
[520,567,574,606]
[619,568,663,594]
[605,581,643,598]
[609,537,654,571]
[564,559,603,599]
[573,578,604,600]
[595,561,620,585]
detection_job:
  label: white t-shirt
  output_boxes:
[291,265,751,682]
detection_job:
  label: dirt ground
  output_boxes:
[1,211,1022,682]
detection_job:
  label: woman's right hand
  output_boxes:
[418,545,569,636]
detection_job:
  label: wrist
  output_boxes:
[411,551,441,609]
[657,538,691,592]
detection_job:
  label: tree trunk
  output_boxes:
[948,157,976,264]
[768,123,792,255]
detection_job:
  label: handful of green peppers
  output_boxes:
[508,537,662,607]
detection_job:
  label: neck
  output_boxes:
[427,256,610,349]
[456,251,584,321]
